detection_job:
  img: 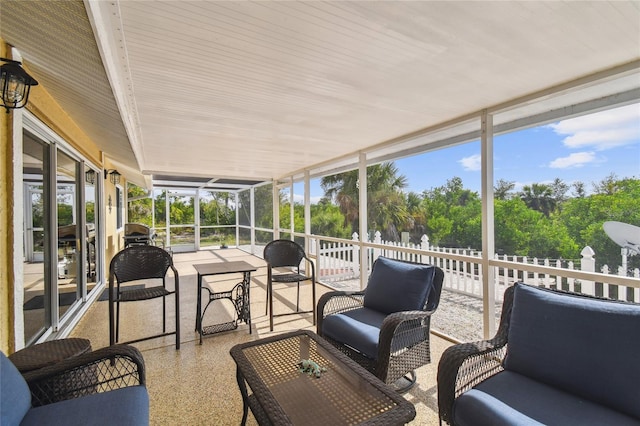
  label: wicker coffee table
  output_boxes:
[230,330,416,425]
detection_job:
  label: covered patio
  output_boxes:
[1,1,639,424]
[69,248,452,425]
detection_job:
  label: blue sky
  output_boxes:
[304,103,640,201]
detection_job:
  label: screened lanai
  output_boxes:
[2,1,639,352]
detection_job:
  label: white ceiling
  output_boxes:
[2,1,639,189]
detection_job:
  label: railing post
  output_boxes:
[420,234,429,264]
[352,233,359,279]
[373,231,382,261]
[580,246,595,296]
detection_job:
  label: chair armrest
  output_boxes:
[22,344,146,407]
[316,291,365,335]
[436,337,507,425]
[375,310,436,377]
[437,285,516,424]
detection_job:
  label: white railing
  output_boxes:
[312,231,640,302]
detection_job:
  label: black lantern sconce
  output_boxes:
[85,169,96,184]
[104,169,121,185]
[0,58,38,113]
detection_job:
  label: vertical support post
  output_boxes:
[358,153,368,291]
[481,110,496,339]
[289,180,294,238]
[272,182,279,240]
[249,187,255,250]
[304,171,311,251]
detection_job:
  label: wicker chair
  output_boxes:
[436,285,514,425]
[2,344,148,424]
[436,283,640,425]
[264,239,316,332]
[317,256,444,392]
[109,245,180,349]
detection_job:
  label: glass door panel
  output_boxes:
[56,151,80,318]
[22,133,50,344]
[85,170,98,294]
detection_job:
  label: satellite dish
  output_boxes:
[603,221,640,256]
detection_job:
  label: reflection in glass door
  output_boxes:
[56,151,80,319]
[85,171,98,295]
[22,133,50,344]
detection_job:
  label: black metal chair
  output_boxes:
[263,239,316,332]
[109,245,180,349]
[318,256,444,392]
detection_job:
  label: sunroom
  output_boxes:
[1,1,639,425]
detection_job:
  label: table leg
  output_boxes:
[236,366,249,426]
[244,271,252,334]
[196,273,203,344]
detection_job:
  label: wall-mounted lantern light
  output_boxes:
[85,169,96,184]
[0,58,38,113]
[104,169,121,185]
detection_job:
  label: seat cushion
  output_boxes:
[454,371,640,426]
[21,386,149,426]
[363,257,435,314]
[503,284,640,418]
[1,352,31,425]
[321,307,386,359]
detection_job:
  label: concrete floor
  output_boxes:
[70,248,452,425]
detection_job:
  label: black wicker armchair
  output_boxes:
[437,283,640,425]
[436,285,514,425]
[2,344,148,425]
[317,256,444,392]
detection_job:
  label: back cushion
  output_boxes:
[363,257,435,314]
[503,284,640,418]
[1,352,32,424]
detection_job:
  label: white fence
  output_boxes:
[314,232,640,302]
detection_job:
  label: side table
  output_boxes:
[9,338,92,373]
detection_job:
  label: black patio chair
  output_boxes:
[318,256,443,392]
[264,239,316,332]
[109,245,180,349]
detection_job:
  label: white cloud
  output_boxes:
[459,154,481,171]
[548,103,640,151]
[548,152,597,169]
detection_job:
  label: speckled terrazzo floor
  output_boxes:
[70,248,452,425]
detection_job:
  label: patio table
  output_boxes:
[230,330,416,425]
[194,261,257,344]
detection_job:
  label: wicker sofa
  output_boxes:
[437,282,640,425]
[1,344,148,425]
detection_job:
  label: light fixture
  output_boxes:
[104,169,121,185]
[85,169,96,184]
[0,58,38,113]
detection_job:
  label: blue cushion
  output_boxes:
[363,257,435,314]
[504,284,640,419]
[21,386,149,426]
[454,371,640,426]
[1,352,31,425]
[321,308,386,359]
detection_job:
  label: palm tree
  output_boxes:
[321,162,410,240]
[520,183,556,217]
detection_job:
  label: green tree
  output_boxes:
[520,183,556,217]
[310,200,351,238]
[321,162,410,240]
[494,179,515,200]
